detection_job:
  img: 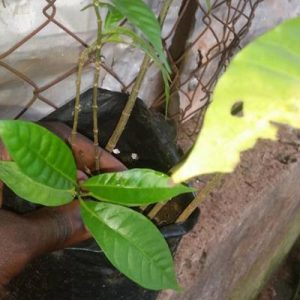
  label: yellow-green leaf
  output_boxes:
[172,17,300,182]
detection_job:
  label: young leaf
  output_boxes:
[80,200,179,290]
[111,0,170,72]
[82,168,194,206]
[102,27,168,74]
[172,17,300,183]
[104,6,124,30]
[0,162,74,206]
[102,26,171,102]
[0,121,77,189]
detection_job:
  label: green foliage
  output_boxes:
[102,26,167,72]
[80,200,179,290]
[111,0,170,72]
[172,17,300,183]
[0,162,74,206]
[0,121,76,189]
[104,5,124,30]
[86,0,171,102]
[0,121,180,291]
[83,168,194,206]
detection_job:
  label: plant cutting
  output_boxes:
[0,0,187,293]
[1,0,300,296]
[0,120,194,291]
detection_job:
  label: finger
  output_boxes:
[27,200,91,254]
[40,121,127,172]
[0,140,11,161]
[77,170,88,184]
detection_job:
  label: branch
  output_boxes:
[105,0,173,152]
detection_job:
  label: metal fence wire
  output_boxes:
[0,0,262,222]
[0,0,262,125]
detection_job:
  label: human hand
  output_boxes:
[0,122,126,288]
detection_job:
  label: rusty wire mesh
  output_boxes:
[1,0,262,127]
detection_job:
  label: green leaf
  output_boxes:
[0,162,74,206]
[172,17,300,182]
[103,27,168,74]
[104,6,124,30]
[80,200,179,290]
[111,0,170,73]
[0,121,76,189]
[82,168,194,206]
[102,27,170,104]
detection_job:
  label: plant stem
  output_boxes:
[105,57,150,152]
[176,173,224,223]
[92,1,103,172]
[105,0,173,153]
[147,202,165,219]
[158,0,173,24]
[71,53,86,146]
[71,43,96,146]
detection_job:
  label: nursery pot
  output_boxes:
[3,89,199,300]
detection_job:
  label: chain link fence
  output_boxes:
[0,0,262,131]
[0,0,266,223]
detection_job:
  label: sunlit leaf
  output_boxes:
[0,162,74,206]
[80,200,179,290]
[82,168,194,206]
[0,121,76,189]
[172,17,300,182]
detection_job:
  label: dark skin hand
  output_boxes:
[0,123,126,293]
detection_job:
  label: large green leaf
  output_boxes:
[172,17,300,182]
[111,0,170,72]
[80,200,179,290]
[82,168,194,206]
[0,162,74,206]
[0,121,76,189]
[104,5,124,30]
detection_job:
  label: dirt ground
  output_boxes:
[256,238,300,300]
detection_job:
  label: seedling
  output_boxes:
[0,120,194,290]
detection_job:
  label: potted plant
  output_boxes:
[0,0,191,295]
[0,0,300,298]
